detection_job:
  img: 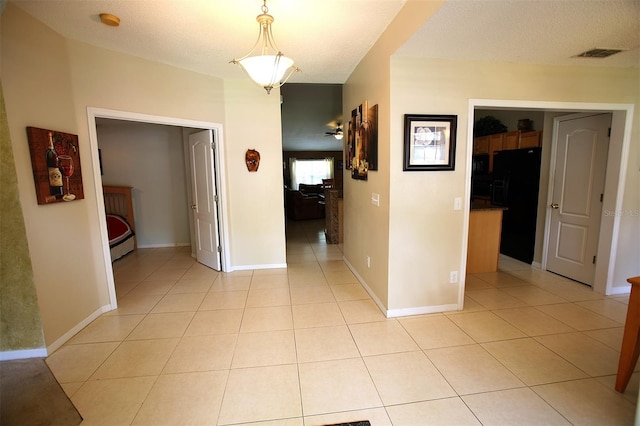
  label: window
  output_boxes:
[289,158,334,190]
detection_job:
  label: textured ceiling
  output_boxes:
[10,0,407,84]
[396,0,640,68]
[9,0,639,151]
[11,0,639,86]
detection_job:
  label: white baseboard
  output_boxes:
[342,257,389,316]
[46,304,114,355]
[607,285,631,296]
[0,348,48,361]
[231,263,287,271]
[137,243,191,249]
[386,303,461,318]
[1,304,114,361]
[343,257,463,318]
[532,261,542,269]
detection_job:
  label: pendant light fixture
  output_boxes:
[230,0,300,94]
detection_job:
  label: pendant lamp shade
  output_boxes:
[239,55,294,88]
[231,1,300,94]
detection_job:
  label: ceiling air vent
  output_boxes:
[575,48,625,58]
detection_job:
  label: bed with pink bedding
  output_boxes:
[103,185,136,261]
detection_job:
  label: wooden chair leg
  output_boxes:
[615,276,640,392]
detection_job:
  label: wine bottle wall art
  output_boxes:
[27,127,84,205]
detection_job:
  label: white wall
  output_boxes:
[222,79,287,269]
[2,4,104,349]
[344,0,638,317]
[343,0,446,312]
[2,3,287,351]
[389,56,639,310]
[97,120,191,248]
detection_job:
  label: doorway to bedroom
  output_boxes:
[88,108,229,308]
[96,119,194,252]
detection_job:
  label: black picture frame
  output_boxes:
[403,114,457,171]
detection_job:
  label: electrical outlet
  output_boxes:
[367,256,371,268]
[450,271,458,283]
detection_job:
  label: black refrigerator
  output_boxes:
[491,147,542,264]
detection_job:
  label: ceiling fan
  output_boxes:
[325,124,343,140]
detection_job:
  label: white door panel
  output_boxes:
[189,130,221,271]
[555,223,588,263]
[546,113,611,285]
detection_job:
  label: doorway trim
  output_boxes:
[466,99,634,296]
[86,107,231,309]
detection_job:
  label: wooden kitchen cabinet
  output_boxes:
[474,130,543,173]
[519,130,542,148]
[502,131,520,150]
[488,134,503,172]
[473,136,490,155]
[467,206,506,273]
[489,133,504,151]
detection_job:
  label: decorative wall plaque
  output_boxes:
[26,127,84,204]
[245,149,260,172]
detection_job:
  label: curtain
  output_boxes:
[289,157,298,190]
[289,158,333,190]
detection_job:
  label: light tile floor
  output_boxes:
[46,219,639,425]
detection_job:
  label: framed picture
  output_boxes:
[403,114,457,171]
[26,127,84,204]
[347,100,379,180]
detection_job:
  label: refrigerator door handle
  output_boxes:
[550,203,559,209]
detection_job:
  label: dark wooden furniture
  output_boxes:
[615,276,640,392]
[285,185,324,220]
[324,189,343,244]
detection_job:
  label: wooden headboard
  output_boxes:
[103,185,136,247]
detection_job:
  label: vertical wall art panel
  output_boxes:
[27,127,84,204]
[349,100,378,181]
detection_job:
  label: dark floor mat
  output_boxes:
[0,358,82,426]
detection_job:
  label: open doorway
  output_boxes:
[87,108,230,309]
[96,119,193,251]
[466,100,634,296]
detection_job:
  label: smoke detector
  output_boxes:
[99,13,120,27]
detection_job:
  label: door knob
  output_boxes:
[191,204,197,210]
[550,203,559,209]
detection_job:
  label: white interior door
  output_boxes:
[545,113,611,286]
[189,130,221,271]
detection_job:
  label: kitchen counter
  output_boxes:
[467,205,506,273]
[470,202,508,211]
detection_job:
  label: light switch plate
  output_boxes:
[372,193,380,206]
[454,197,462,211]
